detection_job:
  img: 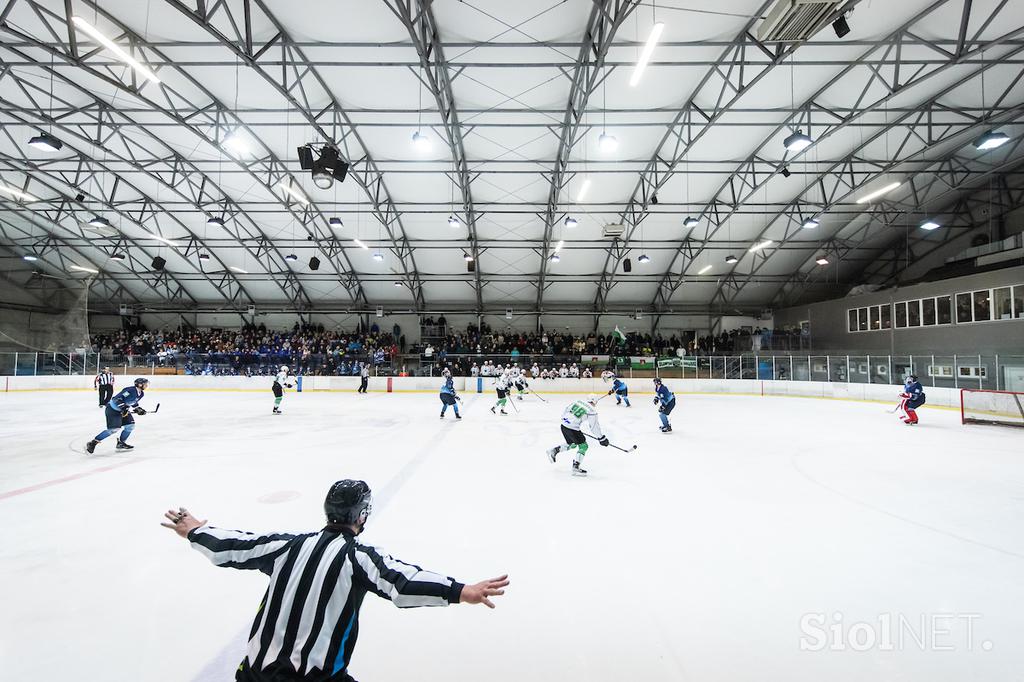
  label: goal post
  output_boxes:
[960,389,1024,427]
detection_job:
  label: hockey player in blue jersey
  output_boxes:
[86,377,150,453]
[899,374,926,425]
[440,372,461,419]
[603,371,631,407]
[653,377,676,433]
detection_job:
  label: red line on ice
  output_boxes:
[0,459,143,501]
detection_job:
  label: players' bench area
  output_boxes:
[0,373,966,410]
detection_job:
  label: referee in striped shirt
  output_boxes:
[162,479,508,681]
[94,367,115,407]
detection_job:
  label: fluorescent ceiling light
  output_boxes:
[86,215,111,229]
[629,21,664,87]
[229,265,248,273]
[802,217,819,229]
[284,253,298,262]
[207,216,225,227]
[784,130,813,152]
[463,252,474,262]
[394,281,403,287]
[372,252,384,262]
[554,240,565,253]
[724,254,738,264]
[973,130,1010,150]
[412,131,431,150]
[919,220,941,231]
[683,216,699,228]
[27,132,62,152]
[855,181,901,204]
[353,238,369,250]
[0,184,36,201]
[598,132,618,152]
[329,217,344,229]
[748,239,774,253]
[22,254,38,261]
[697,265,712,275]
[70,264,99,274]
[146,232,179,248]
[109,253,126,262]
[577,177,591,202]
[816,256,830,265]
[277,182,308,204]
[564,216,578,228]
[198,253,210,261]
[638,254,651,264]
[447,215,460,228]
[72,16,160,83]
[548,253,560,263]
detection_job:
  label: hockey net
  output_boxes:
[960,389,1024,427]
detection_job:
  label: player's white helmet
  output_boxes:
[280,365,289,373]
[586,394,598,406]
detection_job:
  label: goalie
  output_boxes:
[898,374,926,425]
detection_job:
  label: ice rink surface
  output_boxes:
[1,385,1023,681]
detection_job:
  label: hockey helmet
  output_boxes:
[905,374,918,382]
[653,377,663,386]
[134,377,149,389]
[325,479,373,526]
[586,395,598,406]
[280,365,289,373]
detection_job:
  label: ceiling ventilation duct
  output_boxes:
[602,223,625,238]
[756,0,842,42]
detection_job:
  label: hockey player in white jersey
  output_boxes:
[272,365,294,415]
[546,395,608,476]
[490,371,511,415]
[509,363,528,400]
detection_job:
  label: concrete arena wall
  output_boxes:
[0,375,962,409]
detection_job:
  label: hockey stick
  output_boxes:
[529,390,548,403]
[582,432,637,452]
[887,398,904,413]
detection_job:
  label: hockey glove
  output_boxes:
[899,392,910,399]
[598,436,610,447]
[658,405,666,413]
[608,389,614,395]
[133,407,147,415]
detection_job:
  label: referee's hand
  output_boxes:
[161,507,207,538]
[459,575,510,609]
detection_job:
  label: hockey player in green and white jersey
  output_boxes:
[490,370,510,415]
[272,365,294,415]
[546,395,608,476]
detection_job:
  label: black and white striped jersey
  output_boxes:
[95,372,115,387]
[188,524,463,680]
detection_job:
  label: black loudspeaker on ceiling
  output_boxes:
[622,258,632,273]
[151,256,166,271]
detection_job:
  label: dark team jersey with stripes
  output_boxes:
[188,524,464,679]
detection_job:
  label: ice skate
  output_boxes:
[455,413,462,419]
[571,462,588,477]
[546,447,558,463]
[85,439,98,454]
[115,440,134,451]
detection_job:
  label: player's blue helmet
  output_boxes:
[134,377,149,389]
[653,377,662,386]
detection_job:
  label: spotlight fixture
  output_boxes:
[780,166,791,178]
[637,254,651,264]
[329,217,344,229]
[71,16,161,83]
[109,253,126,262]
[855,181,901,204]
[308,256,320,270]
[697,264,712,275]
[372,252,384,262]
[296,143,349,190]
[27,132,63,152]
[973,130,1010,150]
[22,254,38,262]
[724,254,738,264]
[394,281,403,287]
[816,256,830,265]
[598,132,618,152]
[783,130,813,152]
[284,253,298,262]
[832,14,851,38]
[683,216,699,228]
[548,253,560,263]
[564,216,578,228]
[198,253,210,261]
[207,216,225,227]
[87,215,111,229]
[447,215,460,228]
[802,217,820,229]
[919,219,941,231]
[411,130,431,150]
[463,252,474,262]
